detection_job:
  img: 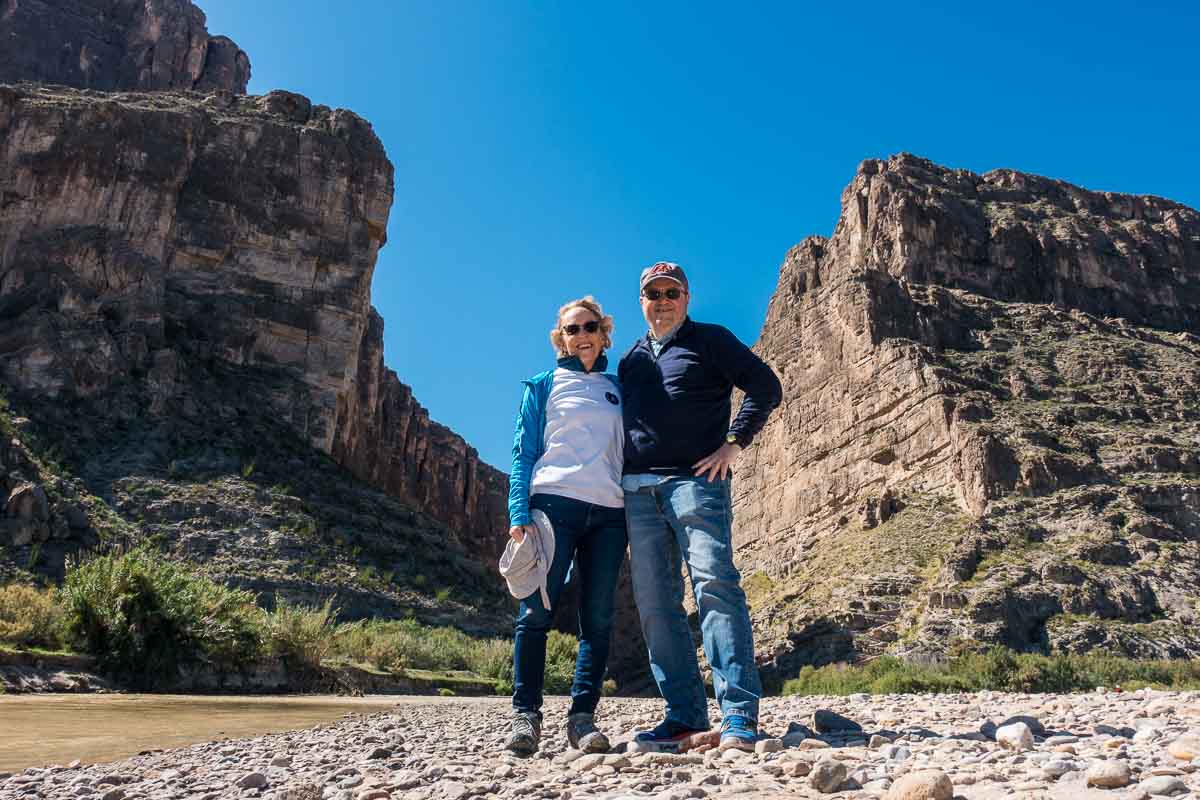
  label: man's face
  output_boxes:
[640,277,689,334]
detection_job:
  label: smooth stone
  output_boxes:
[1138,776,1189,796]
[888,767,950,800]
[812,709,862,734]
[239,773,269,790]
[809,759,848,793]
[1044,735,1079,746]
[1085,760,1133,788]
[436,782,469,800]
[1041,759,1076,778]
[1167,735,1200,761]
[754,738,783,755]
[1000,716,1045,736]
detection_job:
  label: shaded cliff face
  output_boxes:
[735,155,1200,681]
[0,83,508,563]
[0,0,250,93]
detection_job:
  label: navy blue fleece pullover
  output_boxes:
[618,318,782,474]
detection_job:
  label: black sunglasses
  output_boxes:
[562,320,601,336]
[642,288,684,301]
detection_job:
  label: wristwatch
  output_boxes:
[725,431,742,447]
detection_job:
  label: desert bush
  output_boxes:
[59,546,263,684]
[263,597,336,669]
[0,584,67,650]
[782,647,1200,696]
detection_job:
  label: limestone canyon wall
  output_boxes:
[0,0,250,93]
[0,83,508,555]
[736,155,1200,679]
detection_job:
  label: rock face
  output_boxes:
[0,83,507,564]
[735,154,1200,678]
[0,0,250,93]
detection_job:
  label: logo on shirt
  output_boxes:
[605,392,619,405]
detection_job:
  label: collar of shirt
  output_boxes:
[647,321,683,355]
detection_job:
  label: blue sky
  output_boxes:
[202,0,1199,470]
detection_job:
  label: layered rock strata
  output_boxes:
[0,83,507,558]
[735,154,1200,679]
[0,0,250,93]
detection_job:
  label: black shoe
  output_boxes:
[566,712,611,752]
[504,711,542,755]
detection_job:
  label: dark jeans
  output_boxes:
[512,493,628,716]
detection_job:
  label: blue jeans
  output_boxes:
[626,476,760,728]
[512,493,628,716]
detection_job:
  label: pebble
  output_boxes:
[1086,759,1134,788]
[809,758,847,793]
[753,738,782,754]
[1167,735,1200,761]
[885,769,953,800]
[238,772,269,789]
[1139,775,1190,796]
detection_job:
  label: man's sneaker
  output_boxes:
[718,715,758,752]
[631,719,710,753]
[504,711,542,755]
[566,712,611,753]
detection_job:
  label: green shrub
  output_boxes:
[331,618,474,672]
[0,584,67,649]
[544,630,578,694]
[59,546,263,684]
[781,647,1200,696]
[263,597,336,669]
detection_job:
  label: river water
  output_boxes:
[0,694,408,773]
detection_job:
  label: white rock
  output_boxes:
[1139,775,1189,796]
[754,738,783,755]
[995,722,1034,752]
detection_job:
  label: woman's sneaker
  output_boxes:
[630,719,711,753]
[566,712,611,752]
[718,715,758,752]
[504,711,542,755]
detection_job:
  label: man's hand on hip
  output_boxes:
[692,442,742,482]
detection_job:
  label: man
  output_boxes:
[619,261,782,752]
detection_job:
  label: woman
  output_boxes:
[504,295,627,755]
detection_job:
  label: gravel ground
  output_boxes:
[3,690,1199,800]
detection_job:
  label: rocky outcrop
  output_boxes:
[0,0,250,93]
[735,154,1200,680]
[0,83,507,558]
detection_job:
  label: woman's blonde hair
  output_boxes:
[549,295,614,357]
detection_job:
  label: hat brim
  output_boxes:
[640,275,686,291]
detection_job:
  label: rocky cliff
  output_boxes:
[735,154,1200,682]
[0,0,250,93]
[0,82,509,608]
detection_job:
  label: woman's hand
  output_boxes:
[509,524,532,542]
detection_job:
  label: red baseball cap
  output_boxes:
[639,261,689,292]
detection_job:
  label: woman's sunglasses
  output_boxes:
[642,288,684,301]
[562,320,601,336]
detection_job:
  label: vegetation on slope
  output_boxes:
[0,547,580,692]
